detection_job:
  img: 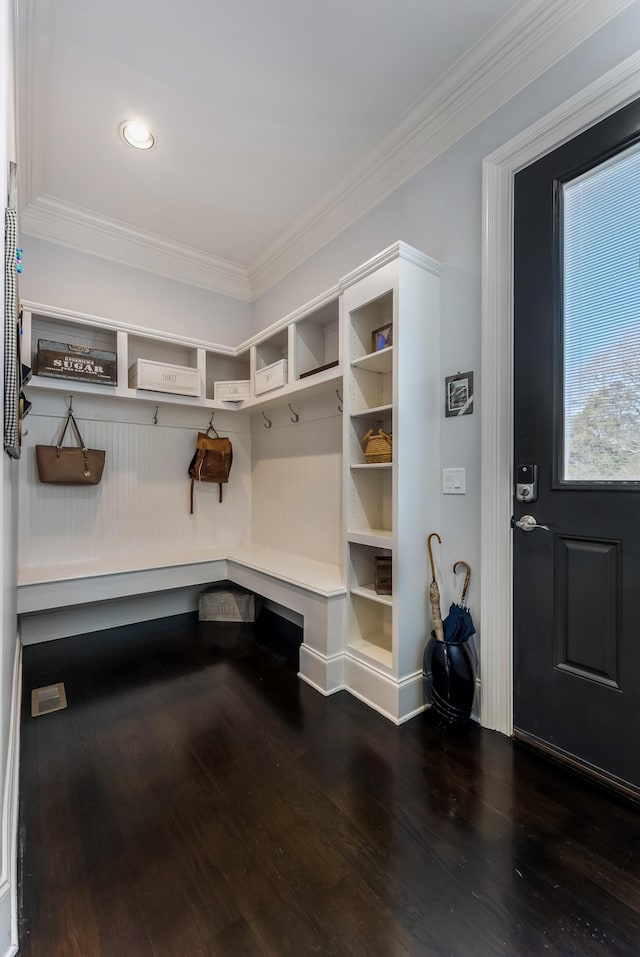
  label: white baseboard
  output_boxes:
[343,656,427,725]
[19,587,205,644]
[298,644,345,694]
[0,639,22,957]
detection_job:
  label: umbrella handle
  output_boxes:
[453,560,471,603]
[427,532,442,582]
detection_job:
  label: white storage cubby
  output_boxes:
[29,313,118,383]
[348,541,393,605]
[348,467,392,538]
[127,334,198,370]
[348,291,393,362]
[348,414,392,466]
[292,298,340,381]
[205,351,251,401]
[255,328,288,371]
[349,363,392,414]
[347,595,393,672]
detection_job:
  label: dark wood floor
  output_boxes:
[19,614,640,957]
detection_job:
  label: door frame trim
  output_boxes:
[480,49,640,735]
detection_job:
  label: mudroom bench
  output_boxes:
[17,546,346,697]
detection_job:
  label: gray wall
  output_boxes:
[20,235,254,347]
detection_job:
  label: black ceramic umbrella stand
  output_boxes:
[423,552,476,724]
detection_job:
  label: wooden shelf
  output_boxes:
[350,462,392,470]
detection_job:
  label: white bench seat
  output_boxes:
[17,545,347,700]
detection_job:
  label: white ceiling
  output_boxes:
[17,0,633,299]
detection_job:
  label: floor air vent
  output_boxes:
[31,683,68,717]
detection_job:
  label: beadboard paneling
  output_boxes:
[250,396,342,568]
[18,399,251,578]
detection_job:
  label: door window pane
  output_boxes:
[563,142,640,482]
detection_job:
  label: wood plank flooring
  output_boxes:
[19,614,640,957]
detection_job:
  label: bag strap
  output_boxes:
[55,409,91,475]
[56,410,88,451]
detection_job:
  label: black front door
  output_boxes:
[513,98,640,797]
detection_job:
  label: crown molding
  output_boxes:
[21,194,253,301]
[340,241,442,290]
[248,0,637,299]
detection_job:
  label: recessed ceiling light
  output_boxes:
[119,120,155,151]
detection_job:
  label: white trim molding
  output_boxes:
[21,195,253,301]
[480,48,640,735]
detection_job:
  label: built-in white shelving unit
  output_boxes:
[22,292,342,415]
[342,242,441,722]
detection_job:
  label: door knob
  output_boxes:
[514,514,549,532]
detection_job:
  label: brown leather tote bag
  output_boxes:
[36,409,105,486]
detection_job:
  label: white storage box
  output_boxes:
[128,358,201,397]
[254,358,288,396]
[214,379,251,401]
[199,587,257,622]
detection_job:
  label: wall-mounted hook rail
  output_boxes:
[262,411,272,429]
[288,403,299,423]
[336,389,343,413]
[152,405,159,425]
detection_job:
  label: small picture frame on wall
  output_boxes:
[445,371,474,417]
[371,324,393,352]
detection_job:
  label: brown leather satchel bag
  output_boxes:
[36,409,105,486]
[188,426,232,512]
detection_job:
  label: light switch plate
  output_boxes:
[442,467,466,494]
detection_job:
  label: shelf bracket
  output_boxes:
[262,411,272,429]
[288,403,299,423]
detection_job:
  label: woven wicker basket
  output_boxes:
[362,428,392,463]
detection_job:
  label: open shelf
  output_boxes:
[348,638,393,671]
[350,403,393,419]
[349,466,392,534]
[347,593,393,672]
[350,585,392,607]
[347,529,393,548]
[205,350,250,401]
[293,298,340,381]
[351,346,393,375]
[348,291,393,363]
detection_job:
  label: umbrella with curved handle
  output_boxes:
[427,532,444,643]
[442,560,476,643]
